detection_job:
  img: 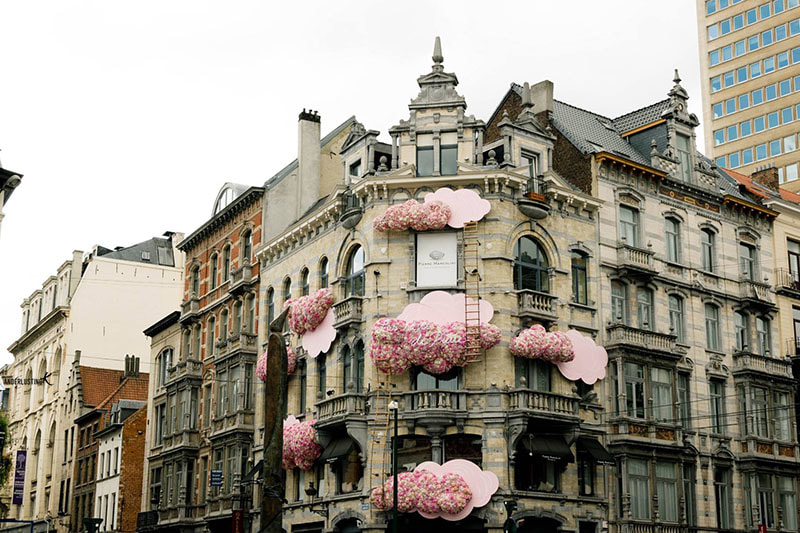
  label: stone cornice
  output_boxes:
[8,306,69,353]
[178,187,264,252]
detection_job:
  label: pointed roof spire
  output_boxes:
[673,68,681,85]
[432,36,443,66]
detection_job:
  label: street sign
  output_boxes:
[209,469,223,487]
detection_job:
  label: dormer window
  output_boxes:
[676,133,692,182]
[215,187,234,214]
[349,160,361,179]
[417,134,434,177]
[440,132,458,176]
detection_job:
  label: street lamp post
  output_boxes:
[388,400,399,533]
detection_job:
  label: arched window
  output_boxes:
[37,359,47,404]
[345,246,365,297]
[734,311,748,351]
[206,318,216,357]
[319,257,329,289]
[283,278,292,303]
[701,229,716,272]
[246,295,256,333]
[665,218,681,263]
[668,295,684,342]
[46,423,56,477]
[242,230,253,264]
[266,288,275,325]
[183,329,191,360]
[300,268,310,296]
[220,309,229,341]
[513,237,549,292]
[190,265,200,295]
[705,304,720,351]
[157,348,172,388]
[23,368,32,411]
[571,252,588,304]
[193,325,201,358]
[210,254,218,290]
[222,246,231,281]
[233,301,242,335]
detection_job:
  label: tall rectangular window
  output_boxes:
[757,474,776,528]
[740,242,756,279]
[611,282,627,324]
[625,363,646,419]
[571,253,588,305]
[669,295,684,342]
[774,391,792,440]
[683,464,697,526]
[715,468,732,528]
[735,312,748,351]
[705,304,720,351]
[651,368,672,422]
[656,462,678,522]
[619,205,639,247]
[440,132,458,176]
[676,134,692,182]
[789,240,800,279]
[780,477,798,530]
[756,317,770,355]
[702,229,716,272]
[678,373,690,428]
[752,387,770,437]
[629,459,650,519]
[416,134,434,177]
[637,289,653,330]
[665,218,680,262]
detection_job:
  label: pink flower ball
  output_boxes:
[422,355,454,375]
[256,345,297,383]
[370,342,411,375]
[404,320,441,366]
[548,331,575,362]
[414,470,442,514]
[480,322,502,350]
[373,318,408,345]
[381,472,418,512]
[287,288,334,335]
[440,321,467,366]
[437,473,473,515]
[370,485,388,510]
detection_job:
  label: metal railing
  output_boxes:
[775,268,800,292]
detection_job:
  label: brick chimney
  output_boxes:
[297,109,321,219]
[751,164,779,191]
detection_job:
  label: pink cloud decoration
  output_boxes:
[398,291,494,324]
[423,187,491,229]
[510,324,574,363]
[256,345,297,382]
[282,417,321,470]
[373,200,452,232]
[555,329,608,385]
[300,308,336,359]
[414,460,499,521]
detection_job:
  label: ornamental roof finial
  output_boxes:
[432,36,443,67]
[673,68,681,85]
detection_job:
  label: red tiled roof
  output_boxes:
[96,373,150,411]
[79,366,124,407]
[780,188,800,203]
[724,168,770,198]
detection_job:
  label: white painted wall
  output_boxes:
[95,428,121,532]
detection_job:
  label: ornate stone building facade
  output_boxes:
[254,41,609,533]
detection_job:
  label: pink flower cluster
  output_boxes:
[282,419,321,470]
[256,345,297,382]
[373,200,452,232]
[510,324,574,362]
[369,317,501,375]
[370,470,472,515]
[285,288,334,335]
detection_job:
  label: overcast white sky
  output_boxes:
[0,1,703,364]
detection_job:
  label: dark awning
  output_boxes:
[577,437,615,465]
[243,459,263,481]
[320,438,354,463]
[521,435,574,463]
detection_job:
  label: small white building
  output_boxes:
[94,399,146,532]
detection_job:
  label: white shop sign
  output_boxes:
[416,232,458,287]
